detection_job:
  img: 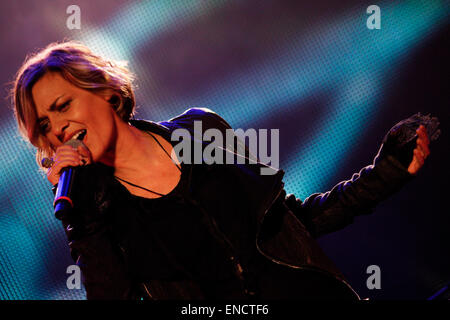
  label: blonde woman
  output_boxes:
[12,41,436,300]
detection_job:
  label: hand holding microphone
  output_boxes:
[44,140,91,186]
[42,134,92,220]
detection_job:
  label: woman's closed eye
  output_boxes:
[38,100,72,133]
[57,99,72,112]
[39,119,50,133]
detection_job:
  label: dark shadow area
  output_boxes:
[317,21,450,299]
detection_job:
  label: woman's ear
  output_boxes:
[108,94,120,108]
[104,90,121,110]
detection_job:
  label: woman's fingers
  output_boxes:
[416,138,430,159]
[417,125,430,145]
[416,125,430,159]
[47,145,87,185]
[77,145,92,165]
[407,125,432,176]
[408,146,426,175]
[416,139,430,158]
[407,150,420,175]
[414,149,425,166]
[47,159,80,186]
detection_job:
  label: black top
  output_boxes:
[110,136,247,298]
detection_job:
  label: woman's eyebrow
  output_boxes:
[37,94,65,122]
[47,94,65,111]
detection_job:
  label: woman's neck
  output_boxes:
[98,119,162,179]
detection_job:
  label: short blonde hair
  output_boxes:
[12,40,136,167]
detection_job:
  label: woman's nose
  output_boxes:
[52,117,69,142]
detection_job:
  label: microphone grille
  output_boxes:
[42,138,86,168]
[64,139,84,148]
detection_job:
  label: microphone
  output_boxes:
[53,135,86,220]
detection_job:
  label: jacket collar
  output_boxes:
[129,119,172,138]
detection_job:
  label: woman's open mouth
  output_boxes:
[72,129,87,141]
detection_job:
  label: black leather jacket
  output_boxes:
[57,108,414,300]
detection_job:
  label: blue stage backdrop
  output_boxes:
[0,0,448,300]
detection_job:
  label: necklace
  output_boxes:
[114,175,165,197]
[146,130,182,171]
[114,130,182,197]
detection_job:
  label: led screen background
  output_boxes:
[0,0,448,299]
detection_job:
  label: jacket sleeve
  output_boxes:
[286,112,442,238]
[285,147,413,238]
[63,222,137,300]
[54,164,139,300]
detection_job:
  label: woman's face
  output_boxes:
[32,71,119,162]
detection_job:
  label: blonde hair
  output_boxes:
[12,40,136,167]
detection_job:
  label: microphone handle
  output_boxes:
[54,166,76,220]
[52,137,86,220]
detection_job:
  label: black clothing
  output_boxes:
[57,108,415,300]
[116,162,250,299]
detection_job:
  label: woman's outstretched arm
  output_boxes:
[287,117,437,238]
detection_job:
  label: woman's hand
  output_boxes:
[47,144,92,185]
[407,125,430,175]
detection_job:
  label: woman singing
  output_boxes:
[12,41,436,300]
